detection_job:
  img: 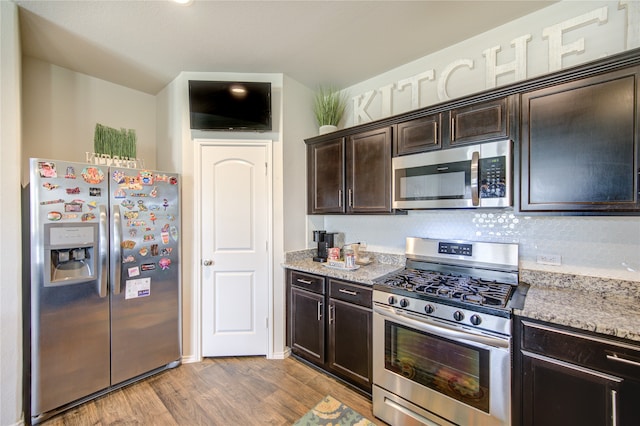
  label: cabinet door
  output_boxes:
[395,113,442,155]
[346,127,393,213]
[307,138,345,214]
[328,298,372,392]
[449,97,508,146]
[520,67,640,212]
[522,351,622,426]
[290,287,325,365]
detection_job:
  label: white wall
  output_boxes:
[320,0,640,283]
[21,57,157,184]
[1,2,24,426]
[282,75,315,252]
[155,71,298,361]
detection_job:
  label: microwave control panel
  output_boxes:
[479,156,506,198]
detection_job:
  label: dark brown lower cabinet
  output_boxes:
[287,269,372,394]
[515,317,640,426]
[327,280,372,392]
[290,286,324,365]
[521,351,621,426]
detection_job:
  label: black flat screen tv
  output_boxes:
[188,80,272,131]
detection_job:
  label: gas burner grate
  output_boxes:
[378,268,513,308]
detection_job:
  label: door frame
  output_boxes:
[192,139,274,360]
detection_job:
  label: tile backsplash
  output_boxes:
[322,210,640,282]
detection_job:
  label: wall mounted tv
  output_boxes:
[188,80,272,131]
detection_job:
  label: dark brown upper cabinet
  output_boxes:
[307,137,345,214]
[520,66,640,213]
[307,127,393,214]
[394,113,442,156]
[393,98,509,157]
[346,127,393,213]
[305,50,640,215]
[448,97,509,147]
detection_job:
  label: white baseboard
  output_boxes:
[268,347,291,360]
[181,354,202,364]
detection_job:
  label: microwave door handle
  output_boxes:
[471,151,480,206]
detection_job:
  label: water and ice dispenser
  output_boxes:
[44,223,99,286]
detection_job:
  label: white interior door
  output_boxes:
[200,142,270,356]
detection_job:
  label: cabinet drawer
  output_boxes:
[521,320,640,379]
[328,279,372,308]
[290,271,325,294]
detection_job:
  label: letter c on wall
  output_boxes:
[437,59,475,101]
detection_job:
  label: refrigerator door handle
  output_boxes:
[98,204,109,297]
[110,204,123,294]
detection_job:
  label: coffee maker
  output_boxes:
[312,230,342,262]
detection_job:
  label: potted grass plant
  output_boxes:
[313,86,348,135]
[94,123,137,159]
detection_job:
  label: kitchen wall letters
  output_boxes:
[351,3,638,124]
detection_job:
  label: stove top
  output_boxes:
[373,238,527,323]
[375,268,513,309]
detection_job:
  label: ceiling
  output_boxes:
[15,0,557,95]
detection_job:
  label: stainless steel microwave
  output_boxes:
[392,140,512,209]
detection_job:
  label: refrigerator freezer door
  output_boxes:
[32,282,111,415]
[28,159,111,417]
[109,168,181,384]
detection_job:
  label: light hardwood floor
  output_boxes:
[41,356,381,425]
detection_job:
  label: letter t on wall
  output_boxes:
[396,70,435,110]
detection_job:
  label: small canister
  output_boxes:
[344,249,355,268]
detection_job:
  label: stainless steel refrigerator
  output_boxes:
[23,158,181,424]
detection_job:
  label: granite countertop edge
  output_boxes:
[517,269,640,343]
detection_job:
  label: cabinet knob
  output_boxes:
[203,259,214,266]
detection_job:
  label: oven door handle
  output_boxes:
[374,305,509,349]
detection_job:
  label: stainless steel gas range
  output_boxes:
[372,237,528,426]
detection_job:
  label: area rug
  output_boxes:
[293,395,376,426]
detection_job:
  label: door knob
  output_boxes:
[203,259,214,266]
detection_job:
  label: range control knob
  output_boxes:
[388,296,396,305]
[470,314,482,326]
[399,299,409,308]
[453,311,465,322]
[424,304,435,314]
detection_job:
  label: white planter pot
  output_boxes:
[319,125,338,135]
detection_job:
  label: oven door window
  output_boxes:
[385,321,490,413]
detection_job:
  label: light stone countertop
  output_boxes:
[284,249,640,343]
[517,269,640,343]
[283,249,404,285]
